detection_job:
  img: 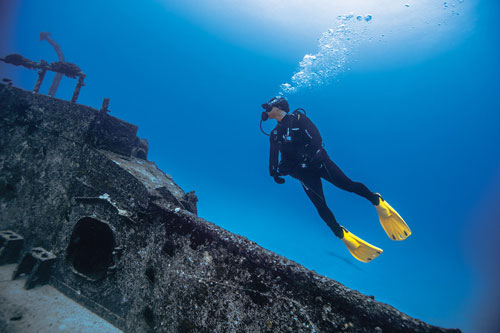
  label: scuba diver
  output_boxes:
[260,96,411,262]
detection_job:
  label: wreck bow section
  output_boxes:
[0,84,459,332]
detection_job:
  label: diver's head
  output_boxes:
[266,106,287,122]
[261,96,289,122]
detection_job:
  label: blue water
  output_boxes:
[1,1,499,331]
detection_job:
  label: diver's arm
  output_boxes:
[269,136,279,177]
[269,135,285,184]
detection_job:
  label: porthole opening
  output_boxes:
[66,217,115,281]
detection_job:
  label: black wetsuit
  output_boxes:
[269,110,379,239]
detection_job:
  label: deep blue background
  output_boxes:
[1,1,499,331]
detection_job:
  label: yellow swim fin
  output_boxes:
[375,194,411,241]
[341,227,383,263]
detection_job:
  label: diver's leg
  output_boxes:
[300,174,344,238]
[320,157,380,205]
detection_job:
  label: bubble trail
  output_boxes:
[280,13,372,95]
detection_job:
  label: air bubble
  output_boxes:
[280,12,375,94]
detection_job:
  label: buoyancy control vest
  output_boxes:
[268,109,324,176]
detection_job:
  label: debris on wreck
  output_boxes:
[40,31,65,97]
[1,33,86,103]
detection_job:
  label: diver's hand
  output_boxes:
[273,174,285,184]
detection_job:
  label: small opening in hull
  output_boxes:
[66,217,115,281]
